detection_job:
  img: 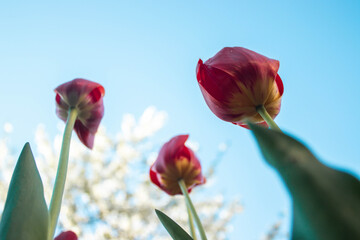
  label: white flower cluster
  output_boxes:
[0,107,242,240]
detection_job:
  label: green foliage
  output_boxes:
[249,124,360,240]
[155,209,193,240]
[0,143,49,240]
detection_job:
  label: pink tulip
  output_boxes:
[196,47,284,128]
[55,78,105,149]
[150,135,206,195]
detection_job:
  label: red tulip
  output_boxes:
[150,135,206,195]
[54,231,78,240]
[196,47,284,128]
[55,78,105,149]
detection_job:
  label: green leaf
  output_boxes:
[155,209,193,240]
[249,123,360,240]
[0,143,49,240]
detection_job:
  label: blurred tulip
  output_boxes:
[54,231,78,240]
[150,135,206,195]
[196,47,284,128]
[55,78,105,149]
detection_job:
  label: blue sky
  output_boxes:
[0,1,359,239]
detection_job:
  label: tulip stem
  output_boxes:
[48,108,78,240]
[178,179,207,240]
[256,105,282,132]
[186,203,197,240]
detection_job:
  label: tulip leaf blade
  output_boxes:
[155,209,193,240]
[0,143,49,240]
[249,123,360,240]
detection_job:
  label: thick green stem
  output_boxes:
[178,179,207,240]
[48,108,78,239]
[186,203,197,240]
[256,105,282,132]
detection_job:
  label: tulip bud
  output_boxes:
[196,47,284,128]
[55,78,105,149]
[150,135,206,195]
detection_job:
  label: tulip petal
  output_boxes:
[156,135,189,172]
[199,83,257,122]
[207,47,279,105]
[150,167,162,187]
[275,74,284,96]
[198,60,261,122]
[78,99,105,133]
[88,85,105,103]
[74,120,95,149]
[197,59,246,103]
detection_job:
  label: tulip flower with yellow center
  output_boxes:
[150,135,205,195]
[150,135,207,240]
[159,156,202,195]
[196,47,283,130]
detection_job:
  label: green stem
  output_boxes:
[178,179,207,240]
[186,203,197,240]
[256,105,282,132]
[48,108,78,239]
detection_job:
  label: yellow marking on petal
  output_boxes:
[158,157,202,194]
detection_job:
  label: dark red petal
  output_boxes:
[197,59,243,102]
[197,55,261,123]
[54,231,78,240]
[207,47,279,75]
[56,93,62,104]
[55,95,70,122]
[78,99,104,133]
[198,83,251,122]
[54,78,105,107]
[196,59,204,82]
[162,135,189,160]
[275,74,284,96]
[175,144,191,161]
[74,120,95,149]
[204,47,280,99]
[155,135,189,172]
[88,85,105,103]
[149,167,162,187]
[150,167,177,195]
